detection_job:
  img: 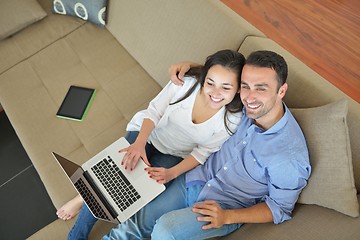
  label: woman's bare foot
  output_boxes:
[56,195,83,221]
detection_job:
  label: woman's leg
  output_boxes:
[65,132,140,238]
[67,203,98,240]
[149,150,183,169]
[124,131,139,144]
[56,195,83,221]
[126,131,183,169]
[67,132,184,239]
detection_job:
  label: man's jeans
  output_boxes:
[102,174,241,240]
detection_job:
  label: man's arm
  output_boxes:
[168,61,201,85]
[192,200,273,229]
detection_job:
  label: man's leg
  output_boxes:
[151,183,242,240]
[102,174,188,239]
[68,204,98,240]
[151,206,241,240]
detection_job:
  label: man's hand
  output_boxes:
[192,200,228,229]
[168,61,193,86]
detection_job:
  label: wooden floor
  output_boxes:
[221,0,360,104]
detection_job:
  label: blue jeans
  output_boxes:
[102,175,241,240]
[68,131,183,239]
[68,203,98,240]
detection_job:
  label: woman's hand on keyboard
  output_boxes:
[119,141,150,171]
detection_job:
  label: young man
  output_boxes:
[72,50,311,240]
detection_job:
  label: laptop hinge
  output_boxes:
[83,171,118,219]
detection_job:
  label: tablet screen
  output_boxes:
[56,86,96,121]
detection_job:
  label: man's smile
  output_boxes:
[246,102,261,110]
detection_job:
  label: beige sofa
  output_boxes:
[0,0,359,239]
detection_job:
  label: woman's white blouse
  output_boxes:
[126,77,242,164]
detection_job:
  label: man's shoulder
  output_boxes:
[285,107,307,140]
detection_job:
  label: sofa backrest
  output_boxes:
[106,0,264,87]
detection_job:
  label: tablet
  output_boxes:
[56,86,96,121]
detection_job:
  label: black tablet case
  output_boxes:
[56,86,96,121]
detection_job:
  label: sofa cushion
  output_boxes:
[291,100,359,217]
[0,0,47,40]
[52,0,108,27]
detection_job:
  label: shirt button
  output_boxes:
[242,140,247,144]
[207,183,211,187]
[224,166,228,170]
[253,159,256,162]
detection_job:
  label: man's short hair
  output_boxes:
[246,50,288,88]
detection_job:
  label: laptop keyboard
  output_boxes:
[75,178,110,221]
[91,156,141,212]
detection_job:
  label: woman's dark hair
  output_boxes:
[171,49,245,134]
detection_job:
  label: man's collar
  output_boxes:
[262,103,289,134]
[243,102,289,134]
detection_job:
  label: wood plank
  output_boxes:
[221,0,360,103]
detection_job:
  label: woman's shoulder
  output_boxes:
[166,76,198,92]
[181,76,198,88]
[169,76,199,97]
[162,76,199,105]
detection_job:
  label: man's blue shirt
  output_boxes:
[186,104,311,224]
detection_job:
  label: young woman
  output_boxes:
[57,50,245,238]
[121,49,245,184]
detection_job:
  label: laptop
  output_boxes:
[52,137,165,224]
